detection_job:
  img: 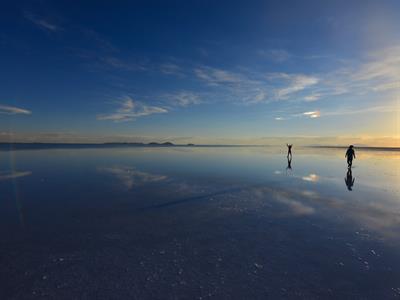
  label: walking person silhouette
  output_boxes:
[287,144,293,158]
[345,145,356,168]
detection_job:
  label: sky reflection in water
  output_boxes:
[0,146,399,298]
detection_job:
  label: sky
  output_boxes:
[0,0,399,146]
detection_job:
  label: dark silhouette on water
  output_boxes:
[345,168,355,191]
[345,145,356,168]
[287,144,293,158]
[286,155,292,172]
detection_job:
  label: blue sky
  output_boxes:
[0,0,399,145]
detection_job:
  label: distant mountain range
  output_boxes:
[0,142,199,151]
[0,143,398,151]
[104,142,176,146]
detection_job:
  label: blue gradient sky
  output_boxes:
[1,0,399,145]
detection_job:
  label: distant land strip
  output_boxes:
[0,142,266,151]
[309,145,400,151]
[0,143,399,151]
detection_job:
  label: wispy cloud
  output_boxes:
[0,104,31,115]
[267,73,319,100]
[372,82,400,92]
[96,56,149,71]
[274,110,321,120]
[304,93,322,102]
[352,46,400,83]
[258,49,291,62]
[322,105,396,117]
[24,11,60,32]
[253,90,267,103]
[276,103,396,121]
[97,97,167,122]
[90,57,190,77]
[262,45,399,106]
[312,45,400,99]
[160,63,184,76]
[81,28,118,53]
[194,66,243,86]
[166,91,202,107]
[266,45,400,122]
[193,66,322,105]
[194,66,270,104]
[196,45,398,122]
[303,111,321,118]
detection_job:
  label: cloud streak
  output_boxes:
[194,66,244,86]
[160,63,184,76]
[276,104,397,121]
[321,105,396,117]
[24,11,60,32]
[258,49,291,62]
[0,104,31,115]
[165,91,202,107]
[193,44,399,108]
[311,46,400,100]
[274,74,319,99]
[304,93,322,102]
[352,46,400,83]
[193,66,321,105]
[303,111,321,118]
[97,97,167,122]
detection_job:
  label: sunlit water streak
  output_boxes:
[4,149,29,229]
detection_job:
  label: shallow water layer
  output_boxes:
[0,146,399,299]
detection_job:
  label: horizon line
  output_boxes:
[0,142,399,151]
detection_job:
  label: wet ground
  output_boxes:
[0,146,399,299]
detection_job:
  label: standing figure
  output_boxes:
[345,145,356,168]
[287,144,293,158]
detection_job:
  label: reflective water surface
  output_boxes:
[1,146,399,299]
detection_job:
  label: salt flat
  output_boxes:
[0,146,399,299]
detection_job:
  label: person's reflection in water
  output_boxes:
[345,168,355,191]
[286,155,292,174]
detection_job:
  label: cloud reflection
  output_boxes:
[302,174,320,182]
[97,166,166,189]
[0,171,32,181]
[250,185,400,239]
[274,191,315,216]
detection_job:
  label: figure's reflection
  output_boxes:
[286,155,292,173]
[345,168,355,191]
